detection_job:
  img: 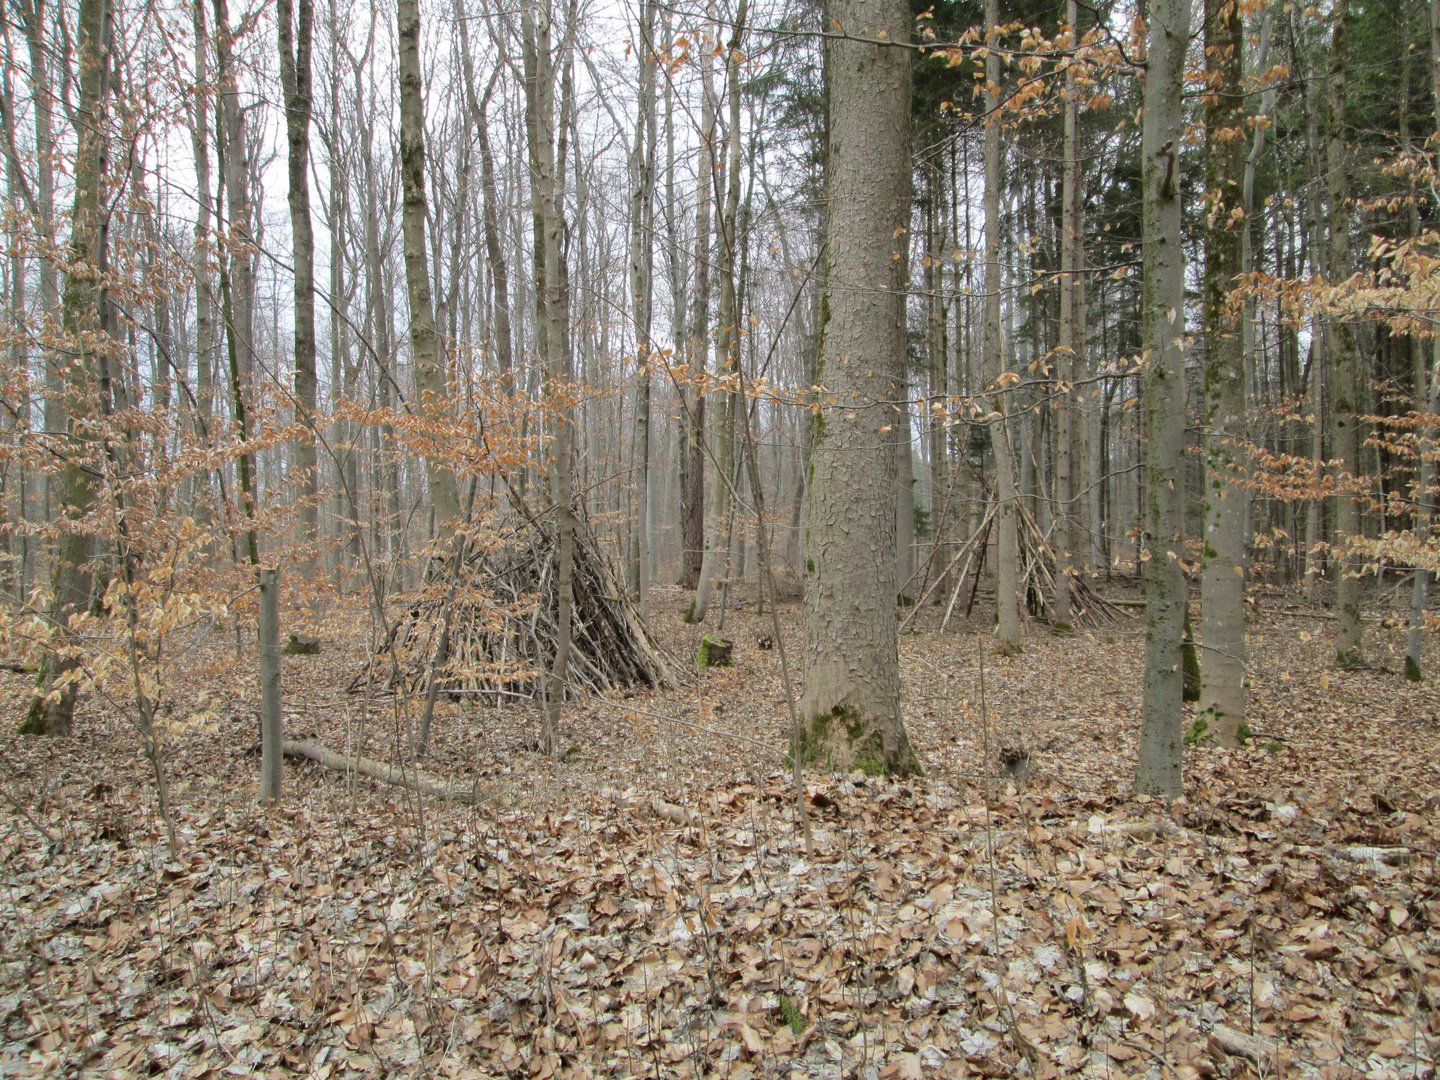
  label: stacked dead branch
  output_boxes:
[1015,502,1124,628]
[352,509,674,702]
[902,497,1123,633]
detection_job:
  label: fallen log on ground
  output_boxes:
[1210,1025,1281,1066]
[281,740,483,805]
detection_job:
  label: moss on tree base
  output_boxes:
[791,703,922,777]
[1335,648,1365,671]
[1405,654,1423,683]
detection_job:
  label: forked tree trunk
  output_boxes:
[1136,0,1191,799]
[797,0,917,776]
[984,0,1021,653]
[1198,0,1247,746]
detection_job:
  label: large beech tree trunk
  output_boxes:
[797,0,917,776]
[1136,0,1191,798]
[1198,0,1248,747]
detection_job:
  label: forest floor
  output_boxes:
[0,577,1436,1080]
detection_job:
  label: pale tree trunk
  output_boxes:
[1406,0,1440,680]
[278,0,318,576]
[214,0,260,564]
[984,0,1021,653]
[523,0,574,755]
[15,0,61,523]
[1052,0,1082,627]
[1197,0,1247,747]
[1135,0,1190,799]
[455,4,514,388]
[798,0,917,776]
[190,0,216,526]
[22,0,109,736]
[681,30,715,599]
[627,0,657,616]
[215,0,255,396]
[1327,0,1363,668]
[1303,73,1325,602]
[926,168,949,600]
[396,0,462,548]
[692,24,737,626]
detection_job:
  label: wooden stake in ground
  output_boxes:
[259,567,282,803]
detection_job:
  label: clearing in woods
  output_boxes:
[1,584,1436,1078]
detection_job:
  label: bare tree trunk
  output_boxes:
[1327,0,1363,669]
[692,24,738,626]
[189,0,217,527]
[15,0,61,524]
[1136,0,1191,799]
[1197,0,1247,746]
[1052,0,1082,627]
[681,31,715,598]
[278,0,318,575]
[798,0,917,775]
[22,0,109,736]
[627,0,657,616]
[984,0,1021,653]
[396,0,462,547]
[1407,0,1440,680]
[523,0,574,755]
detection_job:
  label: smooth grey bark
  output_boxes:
[396,0,462,545]
[626,0,657,616]
[797,0,916,775]
[14,0,61,519]
[278,0,318,574]
[681,28,715,600]
[690,29,727,624]
[1052,0,1082,627]
[1197,0,1247,746]
[1135,0,1191,799]
[983,0,1021,653]
[1326,0,1363,668]
[189,0,216,526]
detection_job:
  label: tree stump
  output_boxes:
[284,633,321,656]
[695,635,733,667]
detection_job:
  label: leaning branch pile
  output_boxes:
[352,510,674,701]
[1016,502,1124,628]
